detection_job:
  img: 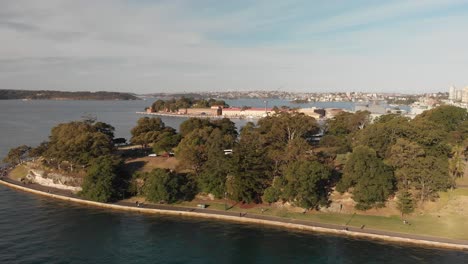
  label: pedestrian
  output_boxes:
[261,208,264,214]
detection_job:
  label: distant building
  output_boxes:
[449,86,456,100]
[463,87,468,103]
[449,85,467,102]
[354,100,387,115]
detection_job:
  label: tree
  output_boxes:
[3,145,31,165]
[80,155,123,202]
[282,160,331,209]
[415,105,467,132]
[175,126,214,174]
[406,156,450,202]
[29,142,49,159]
[256,112,319,177]
[396,190,414,217]
[197,129,234,197]
[257,112,319,144]
[227,126,272,203]
[130,117,178,150]
[263,177,284,204]
[152,129,181,153]
[44,121,115,170]
[325,111,370,136]
[337,146,395,210]
[353,115,412,158]
[448,144,465,189]
[179,118,212,137]
[143,169,196,203]
[386,138,425,189]
[93,121,115,139]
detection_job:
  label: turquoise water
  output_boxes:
[0,99,466,263]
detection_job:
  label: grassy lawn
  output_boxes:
[9,165,28,180]
[171,190,468,240]
[123,157,468,240]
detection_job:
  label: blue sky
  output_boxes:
[1,0,468,93]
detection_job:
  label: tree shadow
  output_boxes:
[227,201,239,210]
[123,161,147,176]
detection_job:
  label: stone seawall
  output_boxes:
[1,179,467,251]
[25,169,82,192]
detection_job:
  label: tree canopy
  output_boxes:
[80,155,124,202]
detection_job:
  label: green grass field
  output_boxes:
[173,189,468,240]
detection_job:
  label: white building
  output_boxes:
[462,87,468,103]
[449,86,456,100]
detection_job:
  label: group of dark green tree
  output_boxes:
[148,97,229,113]
[3,118,127,202]
[0,89,138,100]
[4,105,467,216]
[320,105,467,212]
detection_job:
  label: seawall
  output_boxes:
[1,179,467,251]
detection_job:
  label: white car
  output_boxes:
[148,153,157,157]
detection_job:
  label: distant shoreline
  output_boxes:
[0,89,139,101]
[1,178,467,251]
[136,111,260,120]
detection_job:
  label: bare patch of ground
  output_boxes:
[124,156,179,173]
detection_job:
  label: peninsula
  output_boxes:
[2,103,468,250]
[0,89,139,100]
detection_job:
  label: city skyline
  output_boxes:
[1,0,468,93]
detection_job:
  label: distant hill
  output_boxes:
[0,89,140,100]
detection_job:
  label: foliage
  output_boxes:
[263,177,284,204]
[44,120,115,170]
[448,144,466,188]
[406,156,450,202]
[197,129,234,197]
[386,138,425,189]
[150,97,229,113]
[80,155,124,202]
[143,169,196,204]
[338,146,394,210]
[176,118,236,176]
[0,89,138,100]
[396,190,414,216]
[179,118,212,137]
[282,160,332,209]
[130,117,179,149]
[3,145,31,165]
[28,142,49,158]
[227,127,272,203]
[325,111,371,136]
[414,105,467,132]
[353,115,412,158]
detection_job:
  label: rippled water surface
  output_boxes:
[0,100,466,263]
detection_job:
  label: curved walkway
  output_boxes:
[1,177,468,251]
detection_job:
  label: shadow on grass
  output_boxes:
[123,161,147,176]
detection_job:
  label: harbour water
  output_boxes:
[0,99,466,263]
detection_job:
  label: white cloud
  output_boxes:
[0,0,467,93]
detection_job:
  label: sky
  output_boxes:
[1,0,468,94]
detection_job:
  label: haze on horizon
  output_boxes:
[1,0,467,94]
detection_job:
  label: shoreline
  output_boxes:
[136,111,261,120]
[1,178,467,251]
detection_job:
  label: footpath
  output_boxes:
[1,176,468,251]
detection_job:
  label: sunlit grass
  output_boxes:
[9,165,28,180]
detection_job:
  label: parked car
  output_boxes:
[148,153,157,157]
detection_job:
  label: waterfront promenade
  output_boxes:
[1,176,468,251]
